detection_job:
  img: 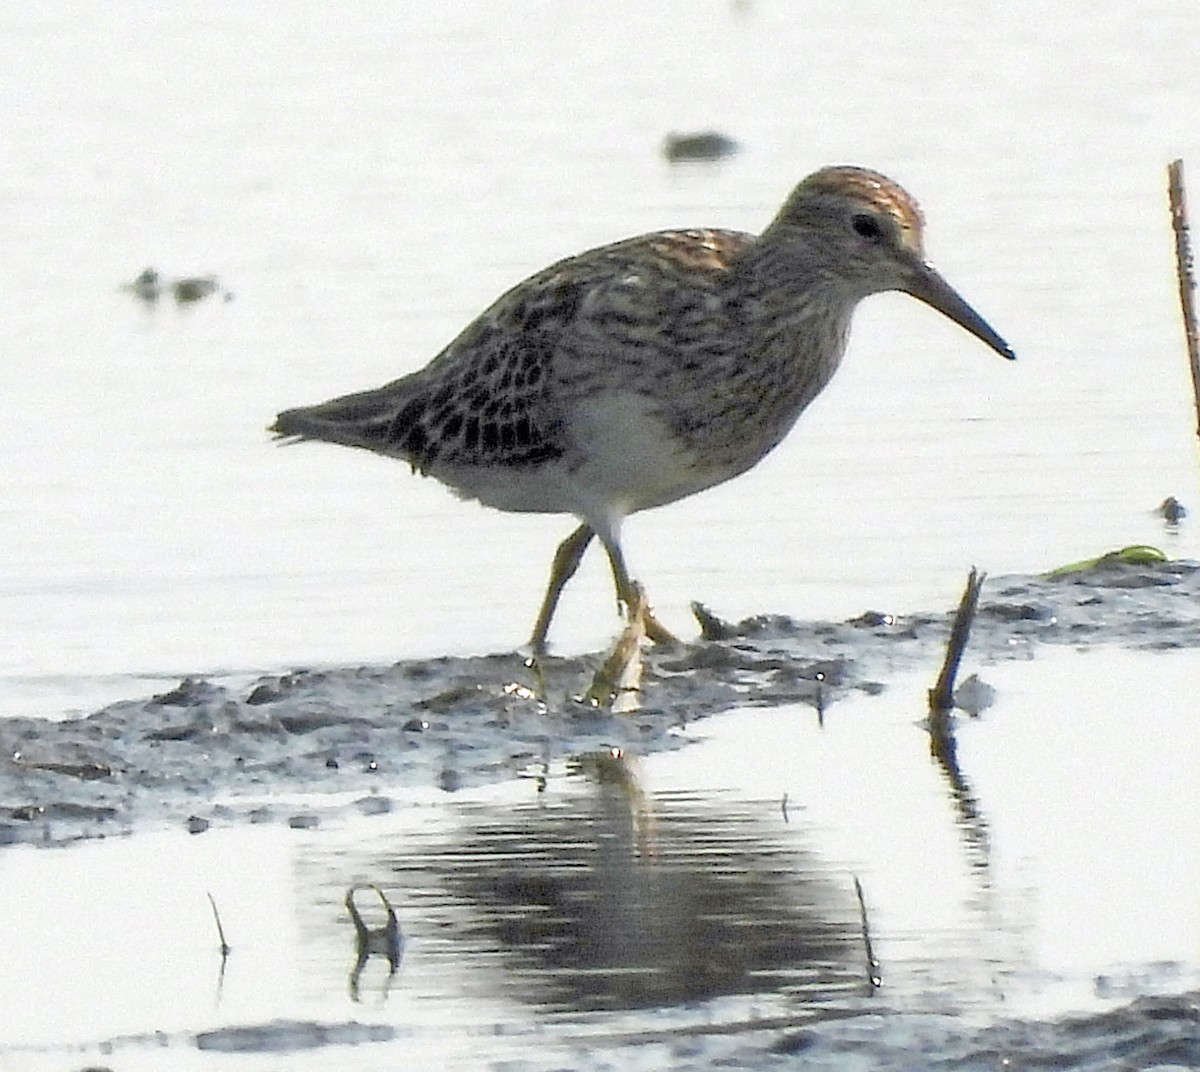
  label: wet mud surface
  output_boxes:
[2,558,1197,848]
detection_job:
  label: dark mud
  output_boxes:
[2,559,1197,847]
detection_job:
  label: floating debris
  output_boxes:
[172,275,222,303]
[120,267,163,302]
[661,130,739,163]
[1158,496,1188,524]
[120,266,232,304]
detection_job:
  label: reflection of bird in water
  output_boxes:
[272,167,1014,653]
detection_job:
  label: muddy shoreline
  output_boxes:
[2,559,1197,848]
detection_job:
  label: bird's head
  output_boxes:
[766,166,1015,361]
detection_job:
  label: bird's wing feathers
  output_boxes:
[271,229,751,473]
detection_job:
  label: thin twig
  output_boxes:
[206,891,231,957]
[1167,160,1200,442]
[853,875,881,990]
[928,567,986,714]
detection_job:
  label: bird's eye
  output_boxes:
[851,213,884,242]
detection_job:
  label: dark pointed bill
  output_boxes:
[907,260,1015,361]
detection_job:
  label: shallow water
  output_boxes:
[1,647,1196,1070]
[2,2,1200,717]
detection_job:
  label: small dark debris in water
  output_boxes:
[1158,496,1187,524]
[439,766,461,793]
[185,815,210,834]
[120,267,162,302]
[402,717,430,732]
[662,130,739,163]
[120,266,232,304]
[172,276,220,303]
[288,813,319,830]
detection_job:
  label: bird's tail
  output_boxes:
[270,377,425,459]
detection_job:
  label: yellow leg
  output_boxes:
[583,581,648,709]
[599,534,679,648]
[529,522,680,654]
[528,524,594,654]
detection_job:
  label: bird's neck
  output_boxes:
[726,242,858,407]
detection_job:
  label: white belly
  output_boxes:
[433,391,720,521]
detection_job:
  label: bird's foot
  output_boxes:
[582,585,648,711]
[521,650,550,702]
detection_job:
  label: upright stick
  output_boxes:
[928,567,985,714]
[1167,160,1200,440]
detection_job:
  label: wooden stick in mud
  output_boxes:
[928,567,986,714]
[1167,160,1200,441]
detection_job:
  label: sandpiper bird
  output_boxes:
[272,166,1014,653]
